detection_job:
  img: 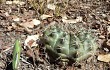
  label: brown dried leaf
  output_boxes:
[24,35,39,48]
[27,39,35,47]
[19,19,40,33]
[13,17,20,22]
[20,22,34,28]
[7,26,13,31]
[40,14,52,20]
[98,54,110,62]
[26,49,34,57]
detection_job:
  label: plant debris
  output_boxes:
[0,0,110,70]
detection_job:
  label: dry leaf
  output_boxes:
[24,27,32,33]
[26,49,34,57]
[47,4,56,10]
[47,0,51,3]
[12,23,17,28]
[62,16,82,23]
[99,35,105,39]
[108,21,110,24]
[106,40,110,47]
[25,35,39,47]
[20,22,34,28]
[40,14,52,20]
[20,19,40,28]
[6,1,12,4]
[4,12,10,17]
[107,26,110,34]
[13,17,20,22]
[6,1,25,5]
[18,19,40,33]
[13,1,25,5]
[32,19,41,26]
[13,18,20,22]
[7,26,13,31]
[98,54,110,62]
[66,66,74,70]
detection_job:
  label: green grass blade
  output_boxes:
[12,39,21,70]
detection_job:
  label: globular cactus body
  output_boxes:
[43,25,98,63]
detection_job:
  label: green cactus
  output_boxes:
[43,26,70,60]
[42,25,98,63]
[70,27,98,61]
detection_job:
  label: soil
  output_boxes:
[0,0,110,70]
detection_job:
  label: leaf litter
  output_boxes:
[0,0,110,70]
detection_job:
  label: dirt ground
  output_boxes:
[0,0,110,70]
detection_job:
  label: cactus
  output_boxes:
[42,25,98,63]
[70,27,98,61]
[43,26,70,61]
